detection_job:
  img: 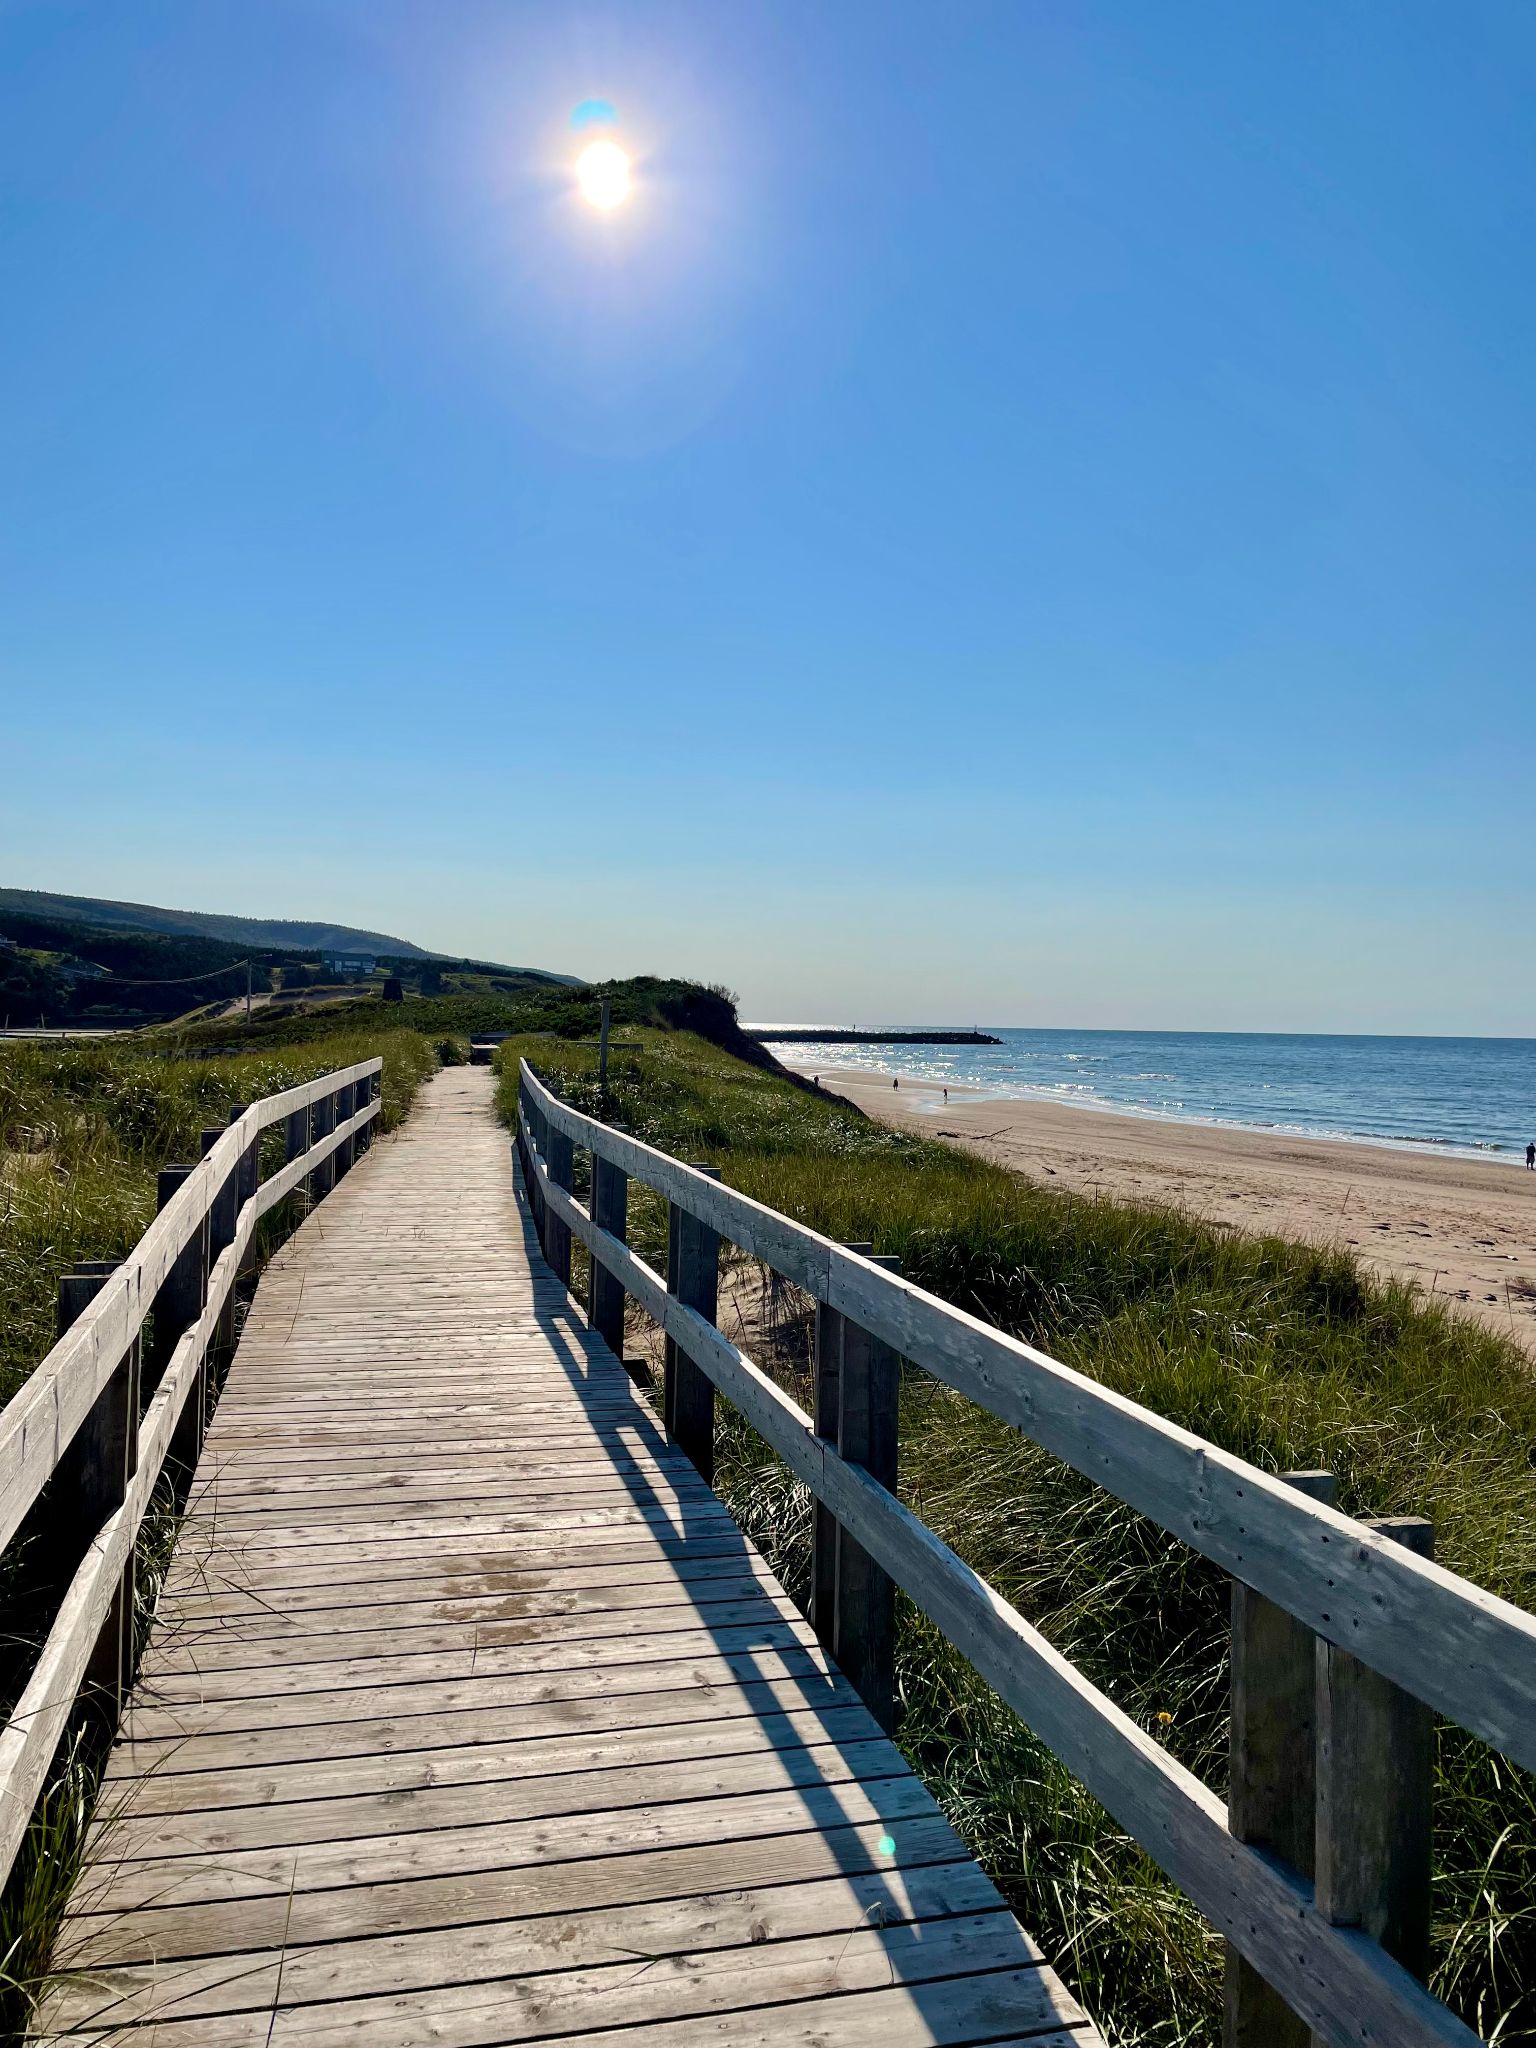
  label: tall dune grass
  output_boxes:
[497,1028,1536,2046]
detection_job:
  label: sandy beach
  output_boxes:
[784,1061,1536,1357]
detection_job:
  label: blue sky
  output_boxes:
[3,1,1533,1031]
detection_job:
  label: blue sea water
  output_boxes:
[756,1029,1536,1164]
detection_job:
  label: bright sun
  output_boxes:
[576,139,631,210]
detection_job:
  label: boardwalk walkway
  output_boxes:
[38,1068,1099,2047]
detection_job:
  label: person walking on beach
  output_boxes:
[1527,1140,1535,1170]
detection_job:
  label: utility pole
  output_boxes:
[599,997,611,1104]
[245,960,252,1022]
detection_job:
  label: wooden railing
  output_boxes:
[517,1058,1536,2048]
[0,1057,382,1888]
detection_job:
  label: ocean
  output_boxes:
[756,1029,1536,1165]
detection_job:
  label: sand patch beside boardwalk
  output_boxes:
[791,1065,1536,1359]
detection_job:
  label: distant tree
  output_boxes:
[420,963,445,996]
[381,977,405,1003]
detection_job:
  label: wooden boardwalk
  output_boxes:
[37,1068,1099,2047]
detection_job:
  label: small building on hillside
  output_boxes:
[322,952,377,978]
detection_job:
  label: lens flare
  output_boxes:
[576,139,631,210]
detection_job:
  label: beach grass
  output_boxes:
[495,1026,1536,2047]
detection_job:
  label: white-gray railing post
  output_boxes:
[589,1152,629,1355]
[152,1166,209,1474]
[309,1089,337,1202]
[833,1253,902,1732]
[203,1122,238,1354]
[340,1078,361,1177]
[285,1102,311,1221]
[1313,1513,1436,2041]
[811,1244,870,1643]
[1224,1468,1336,2047]
[545,1120,574,1286]
[666,1165,721,1482]
[51,1265,137,1717]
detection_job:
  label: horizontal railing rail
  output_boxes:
[517,1056,1528,2048]
[0,1056,382,1888]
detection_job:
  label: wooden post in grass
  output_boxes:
[527,1097,548,1250]
[334,1080,356,1179]
[285,1100,310,1217]
[514,1074,532,1211]
[1224,1468,1336,2048]
[1312,1513,1436,2044]
[52,1264,138,1715]
[203,1125,237,1353]
[834,1253,902,1732]
[235,1102,260,1213]
[812,1244,871,1642]
[227,1099,263,1308]
[545,1119,574,1288]
[149,1167,209,1475]
[665,1168,721,1483]
[589,1152,629,1356]
[310,1089,337,1202]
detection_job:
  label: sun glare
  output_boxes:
[576,139,631,211]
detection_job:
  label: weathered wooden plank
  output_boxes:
[153,1564,783,1635]
[167,1500,754,1554]
[42,1919,1079,2047]
[183,1461,714,1513]
[155,1539,773,1605]
[104,1703,885,1815]
[70,1773,949,1915]
[157,1527,765,1595]
[93,1736,911,1862]
[137,1592,813,1681]
[132,1615,822,1706]
[120,1637,851,1743]
[108,1671,881,1783]
[38,1861,1004,2029]
[57,1811,977,1968]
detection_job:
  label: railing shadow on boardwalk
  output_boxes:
[503,1153,1066,2026]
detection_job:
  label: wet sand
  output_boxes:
[786,1062,1536,1357]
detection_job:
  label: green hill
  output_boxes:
[0,889,579,983]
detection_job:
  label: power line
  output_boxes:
[75,958,258,990]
